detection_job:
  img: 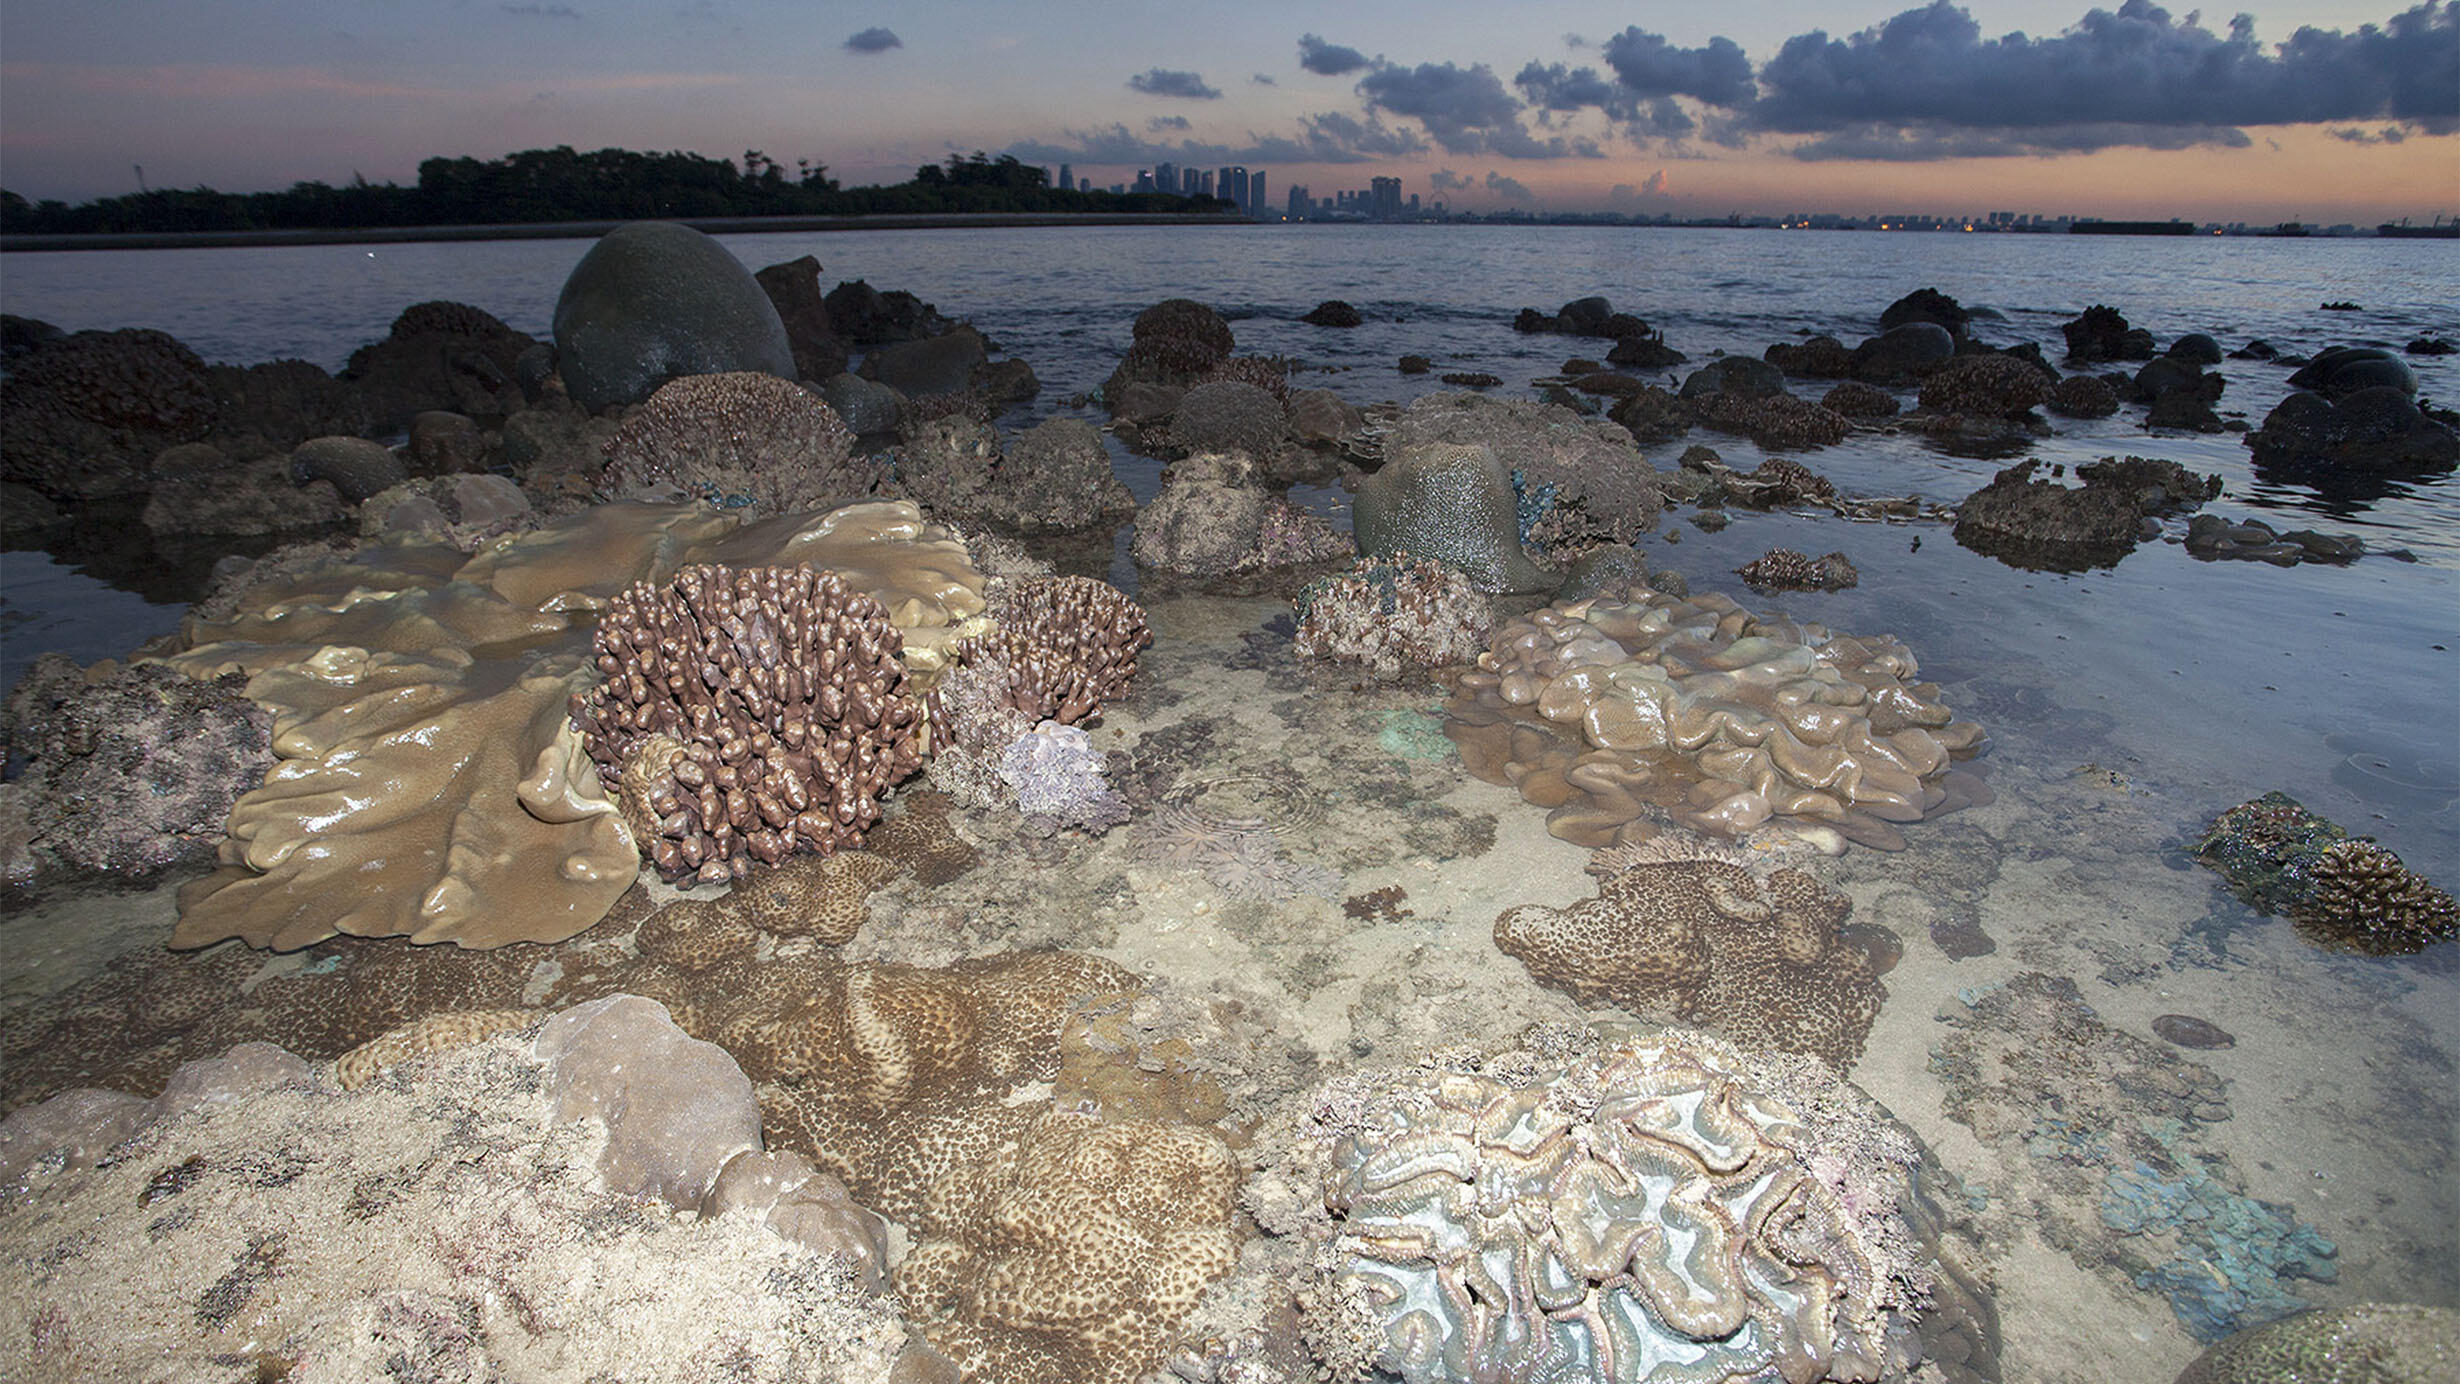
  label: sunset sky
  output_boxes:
[2,1,2453,224]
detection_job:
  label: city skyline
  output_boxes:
[1,1,2452,223]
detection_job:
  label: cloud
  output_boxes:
[501,4,580,17]
[1484,170,1537,204]
[1148,115,1191,132]
[1428,168,1472,191]
[1253,73,1276,86]
[1356,60,1564,156]
[843,27,901,53]
[2330,123,2410,143]
[1514,62,1626,116]
[1003,110,1424,169]
[1298,34,1371,76]
[1600,28,1755,106]
[1608,170,1671,201]
[1128,67,1222,100]
[1749,0,2460,149]
[1783,120,2251,160]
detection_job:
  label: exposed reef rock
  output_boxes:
[1498,848,1891,1068]
[1918,353,2054,420]
[1953,457,2219,571]
[1736,546,1860,592]
[751,254,853,382]
[0,1029,908,1384]
[2062,304,2157,365]
[0,326,217,500]
[1445,587,1987,851]
[2246,388,2459,477]
[1382,392,1664,553]
[154,499,985,950]
[2174,1303,2460,1384]
[341,300,539,431]
[573,563,927,883]
[600,370,878,514]
[1289,1031,1938,1381]
[1293,554,1494,680]
[2194,791,2458,955]
[1105,298,1235,401]
[891,415,1135,534]
[0,655,273,886]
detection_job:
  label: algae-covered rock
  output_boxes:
[553,222,796,412]
[2175,1303,2460,1384]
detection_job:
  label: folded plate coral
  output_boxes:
[157,499,985,950]
[1445,587,1987,851]
[1308,1031,1934,1383]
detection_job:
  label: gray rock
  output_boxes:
[1678,356,1786,400]
[535,994,762,1211]
[820,373,905,435]
[2290,346,2417,398]
[0,1088,151,1185]
[702,1150,891,1294]
[291,435,407,504]
[147,1044,317,1125]
[406,411,487,475]
[552,222,796,412]
[858,324,988,397]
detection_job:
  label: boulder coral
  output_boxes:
[1444,587,1987,851]
[572,564,927,883]
[154,499,986,950]
[552,221,797,412]
[600,371,877,515]
[1354,442,1554,595]
[1304,1031,1935,1383]
[1382,393,1664,553]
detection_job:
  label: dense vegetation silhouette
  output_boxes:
[0,147,1225,235]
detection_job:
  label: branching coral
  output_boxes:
[2194,792,2457,954]
[574,563,926,883]
[925,576,1150,813]
[1445,587,1987,851]
[1307,1032,1930,1384]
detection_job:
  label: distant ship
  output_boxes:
[2378,217,2458,239]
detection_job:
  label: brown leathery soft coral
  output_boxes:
[573,562,926,883]
[1496,854,1890,1069]
[600,371,877,515]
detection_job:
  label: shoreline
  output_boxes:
[0,210,1254,253]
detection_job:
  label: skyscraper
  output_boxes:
[1154,162,1178,198]
[1057,163,1072,195]
[1370,176,1402,220]
[1248,172,1266,218]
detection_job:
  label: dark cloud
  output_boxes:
[1783,120,2252,160]
[502,4,580,17]
[1298,34,1371,76]
[1148,115,1192,132]
[843,27,900,53]
[1600,28,1755,106]
[1484,171,1538,204]
[1128,68,1223,100]
[1751,0,2460,143]
[1253,73,1277,86]
[2330,123,2410,143]
[1608,170,1671,200]
[1357,60,1564,156]
[1003,110,1424,170]
[1514,62,1627,116]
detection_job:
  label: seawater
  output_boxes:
[5,225,2454,869]
[3,222,2459,1372]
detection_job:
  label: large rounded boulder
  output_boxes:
[551,222,796,412]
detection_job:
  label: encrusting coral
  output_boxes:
[1445,586,1987,851]
[1298,1031,1935,1383]
[572,563,927,883]
[154,499,987,950]
[1496,847,1892,1069]
[1293,554,1495,679]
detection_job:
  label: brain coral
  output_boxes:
[574,563,926,883]
[1294,555,1495,679]
[1445,587,1987,851]
[1496,849,1889,1069]
[1311,1032,1930,1384]
[599,371,877,515]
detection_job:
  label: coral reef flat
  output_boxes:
[5,587,2453,1382]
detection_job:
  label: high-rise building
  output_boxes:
[1133,171,1155,193]
[1248,172,1266,217]
[1287,184,1310,219]
[1057,163,1072,194]
[1219,166,1248,212]
[1195,169,1213,198]
[1154,162,1178,198]
[1370,176,1402,220]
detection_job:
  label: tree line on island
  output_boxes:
[0,146,1226,235]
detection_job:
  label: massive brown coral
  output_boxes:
[1446,586,1988,851]
[1496,852,1891,1068]
[600,371,877,515]
[574,563,926,883]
